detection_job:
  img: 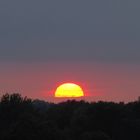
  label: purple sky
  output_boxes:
[0,62,140,102]
[0,0,140,102]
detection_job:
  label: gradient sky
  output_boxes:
[0,0,140,102]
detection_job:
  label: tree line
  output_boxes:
[0,93,140,140]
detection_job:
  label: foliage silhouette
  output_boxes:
[0,93,140,140]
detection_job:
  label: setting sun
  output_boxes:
[55,83,84,98]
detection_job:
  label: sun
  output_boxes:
[55,83,84,98]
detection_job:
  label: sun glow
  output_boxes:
[55,83,84,98]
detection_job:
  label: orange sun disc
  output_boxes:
[55,83,84,98]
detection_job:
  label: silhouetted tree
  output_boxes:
[0,93,140,140]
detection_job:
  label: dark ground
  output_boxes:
[0,93,140,140]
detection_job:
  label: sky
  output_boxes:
[0,0,140,102]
